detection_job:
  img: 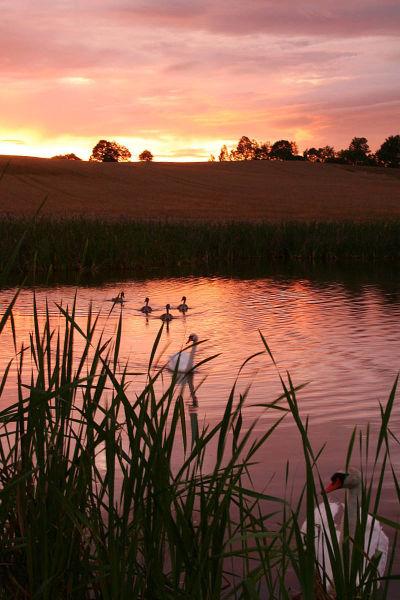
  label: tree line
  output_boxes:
[52,134,400,168]
[210,135,400,168]
[52,140,153,163]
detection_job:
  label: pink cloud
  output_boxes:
[0,1,399,159]
[114,0,400,37]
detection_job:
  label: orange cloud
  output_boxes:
[0,1,398,160]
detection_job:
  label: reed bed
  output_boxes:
[0,217,399,277]
[0,290,398,599]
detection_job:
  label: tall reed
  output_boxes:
[0,217,399,277]
[255,335,399,599]
[0,294,398,598]
[0,294,292,598]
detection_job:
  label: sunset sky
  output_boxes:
[1,1,399,161]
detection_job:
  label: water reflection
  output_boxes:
[0,273,399,503]
[1,270,399,595]
[179,373,199,445]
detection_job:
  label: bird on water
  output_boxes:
[301,467,388,591]
[178,296,189,312]
[168,333,199,373]
[160,304,173,322]
[140,297,152,313]
[111,291,125,303]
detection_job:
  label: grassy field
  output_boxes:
[1,155,400,222]
[1,156,399,276]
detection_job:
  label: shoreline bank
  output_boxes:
[1,217,399,278]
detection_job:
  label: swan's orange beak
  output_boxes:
[325,478,342,493]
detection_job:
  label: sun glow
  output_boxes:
[0,133,93,161]
[58,77,94,85]
[0,130,232,162]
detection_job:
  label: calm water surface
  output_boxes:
[1,273,399,523]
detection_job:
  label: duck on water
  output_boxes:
[111,291,125,303]
[140,297,152,313]
[178,296,189,312]
[160,304,173,322]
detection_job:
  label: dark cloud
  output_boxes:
[0,1,395,80]
[114,0,400,38]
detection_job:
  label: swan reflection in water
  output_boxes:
[179,373,199,444]
[167,333,215,444]
[168,336,200,445]
[186,373,198,408]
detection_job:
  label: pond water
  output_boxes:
[1,269,399,541]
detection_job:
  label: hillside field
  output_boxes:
[1,155,400,222]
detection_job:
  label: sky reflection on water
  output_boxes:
[0,272,399,517]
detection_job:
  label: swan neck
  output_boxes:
[188,343,197,368]
[342,484,361,539]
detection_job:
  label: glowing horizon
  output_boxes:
[1,1,399,162]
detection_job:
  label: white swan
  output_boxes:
[303,467,389,590]
[111,291,125,303]
[168,333,199,373]
[178,296,189,312]
[140,297,152,313]
[160,303,173,322]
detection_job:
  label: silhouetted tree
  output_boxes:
[253,142,270,160]
[208,154,216,162]
[336,149,350,163]
[327,152,348,164]
[218,145,229,161]
[90,140,131,162]
[303,147,320,162]
[341,137,371,165]
[231,136,259,161]
[139,150,153,162]
[51,153,82,160]
[290,140,299,156]
[318,145,335,161]
[270,140,297,161]
[376,135,400,168]
[303,145,335,162]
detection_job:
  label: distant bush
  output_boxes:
[139,149,154,162]
[51,153,82,160]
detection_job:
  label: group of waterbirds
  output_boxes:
[109,289,391,582]
[110,288,391,581]
[141,295,189,321]
[110,293,197,374]
[159,296,188,321]
[111,292,189,321]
